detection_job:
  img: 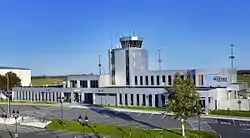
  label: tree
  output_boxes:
[0,72,21,91]
[166,72,202,137]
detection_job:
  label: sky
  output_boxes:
[0,0,249,76]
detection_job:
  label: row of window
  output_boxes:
[118,93,165,107]
[69,80,99,88]
[134,75,172,86]
[134,74,203,86]
[119,93,152,106]
[15,91,62,102]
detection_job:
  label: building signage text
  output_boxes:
[213,76,227,82]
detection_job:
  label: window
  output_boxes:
[151,76,154,85]
[136,94,140,105]
[140,76,143,85]
[145,76,149,85]
[162,75,166,84]
[29,91,31,100]
[70,80,77,88]
[149,94,152,106]
[156,75,160,85]
[80,80,88,88]
[131,94,134,105]
[56,92,59,102]
[38,92,41,101]
[90,80,99,88]
[35,93,38,101]
[134,76,138,85]
[125,50,130,85]
[119,94,122,105]
[168,75,172,85]
[48,92,51,101]
[110,49,116,85]
[125,94,128,105]
[45,92,48,101]
[198,75,204,85]
[192,75,196,85]
[142,94,146,106]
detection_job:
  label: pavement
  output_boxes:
[0,103,250,138]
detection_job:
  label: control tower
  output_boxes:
[109,35,148,86]
[120,36,143,49]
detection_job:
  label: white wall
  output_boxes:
[218,99,250,111]
[114,49,126,86]
[99,74,110,87]
[0,69,31,86]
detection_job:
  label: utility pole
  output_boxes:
[229,44,235,83]
[157,49,162,70]
[6,73,10,117]
[98,54,102,75]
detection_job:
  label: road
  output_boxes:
[0,103,250,138]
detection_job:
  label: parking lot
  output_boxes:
[1,103,250,138]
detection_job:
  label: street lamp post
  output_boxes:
[160,129,163,138]
[78,115,88,137]
[58,96,64,122]
[12,110,19,138]
[198,108,205,138]
[6,92,11,118]
[129,128,132,138]
[198,114,201,138]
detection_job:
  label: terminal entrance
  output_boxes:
[84,93,93,104]
[199,99,206,109]
[73,92,81,103]
[63,92,71,103]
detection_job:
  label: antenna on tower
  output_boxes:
[132,25,136,36]
[116,32,120,48]
[229,44,235,83]
[110,32,113,49]
[98,54,102,75]
[229,44,235,69]
[102,66,105,74]
[157,49,162,70]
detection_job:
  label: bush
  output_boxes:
[210,110,250,117]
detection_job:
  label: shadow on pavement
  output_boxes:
[88,106,160,129]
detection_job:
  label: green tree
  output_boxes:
[0,72,21,91]
[0,74,7,91]
[166,72,202,137]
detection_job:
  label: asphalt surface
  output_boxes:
[0,103,250,138]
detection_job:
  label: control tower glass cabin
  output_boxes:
[119,36,143,49]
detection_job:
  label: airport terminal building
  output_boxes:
[12,35,249,111]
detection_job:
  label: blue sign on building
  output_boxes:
[205,74,228,82]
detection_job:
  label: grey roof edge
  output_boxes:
[0,66,30,70]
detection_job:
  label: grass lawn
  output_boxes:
[238,75,250,87]
[31,76,65,86]
[92,104,165,111]
[210,110,250,117]
[46,119,219,138]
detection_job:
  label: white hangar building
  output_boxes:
[12,35,250,111]
[0,66,31,86]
